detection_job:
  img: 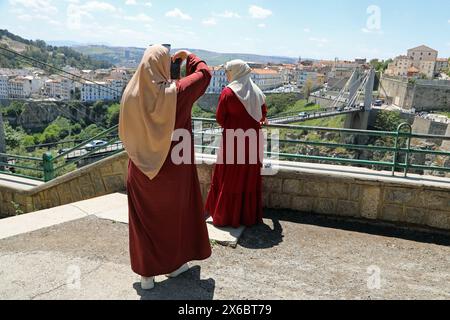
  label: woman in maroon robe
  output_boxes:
[120,46,212,290]
[205,60,267,228]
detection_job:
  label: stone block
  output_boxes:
[313,198,336,215]
[384,187,417,205]
[103,175,126,193]
[360,186,381,220]
[291,196,314,212]
[405,207,426,225]
[336,200,360,217]
[328,183,349,200]
[425,210,450,230]
[283,179,301,194]
[381,205,404,222]
[303,181,328,197]
[349,185,361,201]
[263,177,282,193]
[270,193,291,209]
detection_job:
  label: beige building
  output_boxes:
[45,78,73,101]
[386,45,439,79]
[386,55,413,77]
[251,68,283,91]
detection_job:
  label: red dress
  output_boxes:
[127,54,212,278]
[205,87,267,228]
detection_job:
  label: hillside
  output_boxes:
[73,45,299,67]
[0,30,113,70]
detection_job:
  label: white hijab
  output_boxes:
[225,59,266,122]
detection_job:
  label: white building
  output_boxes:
[81,79,124,102]
[251,68,283,91]
[0,75,8,99]
[45,78,73,101]
[206,67,227,94]
[7,76,32,99]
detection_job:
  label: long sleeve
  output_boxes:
[216,88,232,127]
[177,54,212,107]
[261,103,268,123]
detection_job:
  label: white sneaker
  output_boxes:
[141,276,155,290]
[167,264,189,278]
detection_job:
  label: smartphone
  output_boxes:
[171,58,182,80]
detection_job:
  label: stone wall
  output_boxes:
[2,153,450,231]
[0,152,128,217]
[381,76,450,111]
[412,117,449,145]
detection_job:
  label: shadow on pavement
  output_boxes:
[133,266,215,300]
[239,218,284,249]
[262,209,450,247]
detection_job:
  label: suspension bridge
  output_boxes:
[268,68,376,125]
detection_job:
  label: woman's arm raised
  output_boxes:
[176,52,212,106]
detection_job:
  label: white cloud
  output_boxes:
[214,10,240,18]
[304,28,311,33]
[124,13,152,22]
[309,37,328,47]
[125,0,136,5]
[66,1,117,30]
[249,5,272,19]
[9,0,58,15]
[258,23,266,28]
[165,8,192,20]
[202,18,217,26]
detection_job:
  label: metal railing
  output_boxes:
[193,118,450,178]
[1,118,449,182]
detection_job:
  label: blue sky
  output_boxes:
[1,0,449,60]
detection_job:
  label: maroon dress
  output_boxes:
[205,87,267,228]
[127,54,212,277]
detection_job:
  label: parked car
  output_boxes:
[374,100,383,107]
[298,112,308,118]
[84,140,108,151]
[57,148,71,155]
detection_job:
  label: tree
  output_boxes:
[106,103,121,127]
[303,79,314,101]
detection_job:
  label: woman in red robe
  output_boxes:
[205,60,267,228]
[119,45,212,290]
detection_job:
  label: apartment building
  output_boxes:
[251,68,283,91]
[45,78,73,101]
[206,67,227,94]
[81,79,124,102]
[7,76,32,99]
[0,75,8,99]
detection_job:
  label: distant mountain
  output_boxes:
[73,45,299,67]
[0,30,113,70]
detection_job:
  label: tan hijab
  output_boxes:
[119,45,177,180]
[225,59,266,122]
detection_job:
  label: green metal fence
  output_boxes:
[1,117,449,182]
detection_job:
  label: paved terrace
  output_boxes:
[1,193,449,300]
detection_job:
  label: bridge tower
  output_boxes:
[344,68,376,131]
